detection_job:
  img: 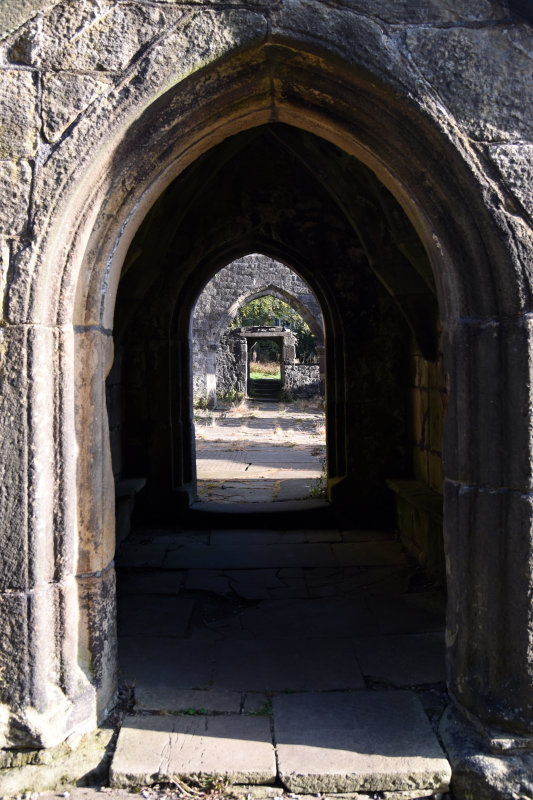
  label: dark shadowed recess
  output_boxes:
[108,124,438,530]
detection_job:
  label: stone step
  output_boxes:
[273,691,451,794]
[110,714,276,788]
[109,691,451,793]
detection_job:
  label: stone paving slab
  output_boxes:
[119,637,213,690]
[110,714,276,788]
[161,543,338,569]
[118,595,195,637]
[354,632,446,687]
[116,542,168,568]
[236,597,375,639]
[332,541,408,567]
[273,691,451,793]
[224,568,286,599]
[305,566,412,598]
[134,687,242,713]
[371,591,446,635]
[213,638,365,691]
[186,570,232,594]
[209,530,283,545]
[275,478,316,500]
[117,568,187,595]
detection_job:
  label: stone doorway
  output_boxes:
[190,257,327,507]
[3,11,532,796]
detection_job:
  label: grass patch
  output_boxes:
[249,361,281,379]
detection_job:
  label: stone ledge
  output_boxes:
[386,479,444,582]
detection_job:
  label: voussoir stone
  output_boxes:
[488,143,533,219]
[406,25,533,141]
[42,72,112,143]
[8,2,181,72]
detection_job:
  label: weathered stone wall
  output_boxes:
[411,339,447,494]
[192,255,324,403]
[216,330,247,400]
[284,364,321,398]
[0,2,531,792]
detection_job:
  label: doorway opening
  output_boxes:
[191,256,327,507]
[109,122,448,789]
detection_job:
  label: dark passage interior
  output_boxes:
[107,122,449,787]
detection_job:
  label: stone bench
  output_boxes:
[386,479,444,584]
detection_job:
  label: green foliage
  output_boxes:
[180,707,207,715]
[249,361,281,380]
[193,395,211,410]
[216,389,244,405]
[309,457,327,498]
[246,698,273,717]
[231,295,317,362]
[279,388,294,402]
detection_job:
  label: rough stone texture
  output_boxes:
[0,592,29,717]
[42,71,112,144]
[284,364,320,398]
[0,69,38,158]
[6,2,184,72]
[76,567,117,720]
[110,714,276,788]
[0,160,32,236]
[0,727,113,795]
[193,255,324,402]
[274,691,451,793]
[488,143,533,219]
[216,329,247,400]
[0,4,531,798]
[440,705,533,800]
[405,25,533,141]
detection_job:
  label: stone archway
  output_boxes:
[0,6,532,795]
[192,254,324,406]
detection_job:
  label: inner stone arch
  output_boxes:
[192,254,325,407]
[108,119,452,788]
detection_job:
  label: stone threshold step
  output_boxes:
[109,691,451,794]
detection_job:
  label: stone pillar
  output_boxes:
[74,328,117,721]
[443,318,533,736]
[0,323,115,749]
[316,343,326,395]
[205,344,218,408]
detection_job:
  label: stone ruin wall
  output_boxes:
[0,2,532,795]
[216,330,248,399]
[284,364,321,399]
[192,255,324,402]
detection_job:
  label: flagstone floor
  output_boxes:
[194,400,326,503]
[112,522,450,795]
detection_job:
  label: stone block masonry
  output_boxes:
[0,3,532,799]
[192,254,324,404]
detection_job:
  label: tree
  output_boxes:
[230,295,318,362]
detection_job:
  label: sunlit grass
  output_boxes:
[249,361,281,380]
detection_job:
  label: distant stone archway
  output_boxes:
[192,254,324,404]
